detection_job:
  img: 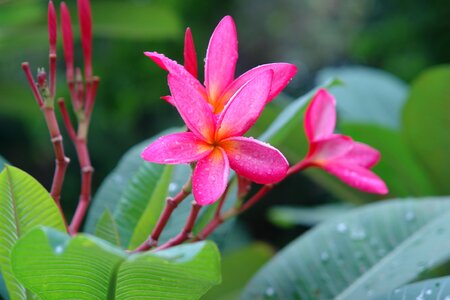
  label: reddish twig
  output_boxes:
[133,179,192,252]
[154,202,201,251]
[196,160,310,240]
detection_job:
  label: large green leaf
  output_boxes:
[376,276,450,299]
[317,66,408,130]
[242,197,450,299]
[204,243,274,300]
[84,128,176,233]
[112,163,170,248]
[403,65,450,194]
[0,166,66,300]
[341,124,436,197]
[268,203,355,227]
[115,241,221,299]
[11,227,221,300]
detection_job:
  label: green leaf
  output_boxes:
[317,66,408,130]
[268,203,355,227]
[127,165,174,249]
[84,128,176,233]
[203,243,274,300]
[11,228,126,300]
[242,197,450,299]
[0,155,8,171]
[95,209,122,247]
[115,241,221,299]
[112,163,168,247]
[0,166,66,300]
[91,2,182,40]
[375,276,450,299]
[403,65,450,194]
[341,124,436,197]
[11,227,221,300]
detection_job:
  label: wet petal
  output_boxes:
[340,142,380,168]
[304,88,336,142]
[141,132,213,164]
[218,63,297,109]
[192,148,230,205]
[184,27,198,78]
[144,51,206,98]
[216,70,273,139]
[221,137,288,184]
[321,162,388,194]
[204,16,238,104]
[308,134,353,162]
[168,74,215,142]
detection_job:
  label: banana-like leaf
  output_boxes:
[0,166,66,300]
[242,197,450,299]
[11,227,221,300]
[375,276,450,300]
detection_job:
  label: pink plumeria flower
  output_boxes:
[301,89,388,194]
[145,16,297,114]
[142,71,289,205]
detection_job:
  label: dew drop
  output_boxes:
[336,223,348,233]
[169,183,178,193]
[425,289,432,295]
[264,287,276,299]
[320,251,329,262]
[394,288,401,294]
[405,211,416,222]
[54,245,64,254]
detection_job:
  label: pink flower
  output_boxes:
[142,71,289,205]
[145,16,297,114]
[301,89,388,194]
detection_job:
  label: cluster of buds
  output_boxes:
[21,0,99,235]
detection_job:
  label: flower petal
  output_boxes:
[304,88,336,142]
[144,51,206,98]
[193,148,230,205]
[161,95,175,106]
[307,134,353,162]
[141,132,213,164]
[321,162,388,194]
[168,74,215,142]
[340,142,381,168]
[216,70,273,139]
[217,63,297,109]
[221,137,288,184]
[184,27,198,78]
[204,16,238,104]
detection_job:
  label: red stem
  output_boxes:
[69,138,93,234]
[154,202,201,251]
[21,63,44,107]
[133,183,191,252]
[58,98,77,142]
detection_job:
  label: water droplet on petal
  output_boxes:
[425,289,432,295]
[264,287,276,299]
[350,228,366,241]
